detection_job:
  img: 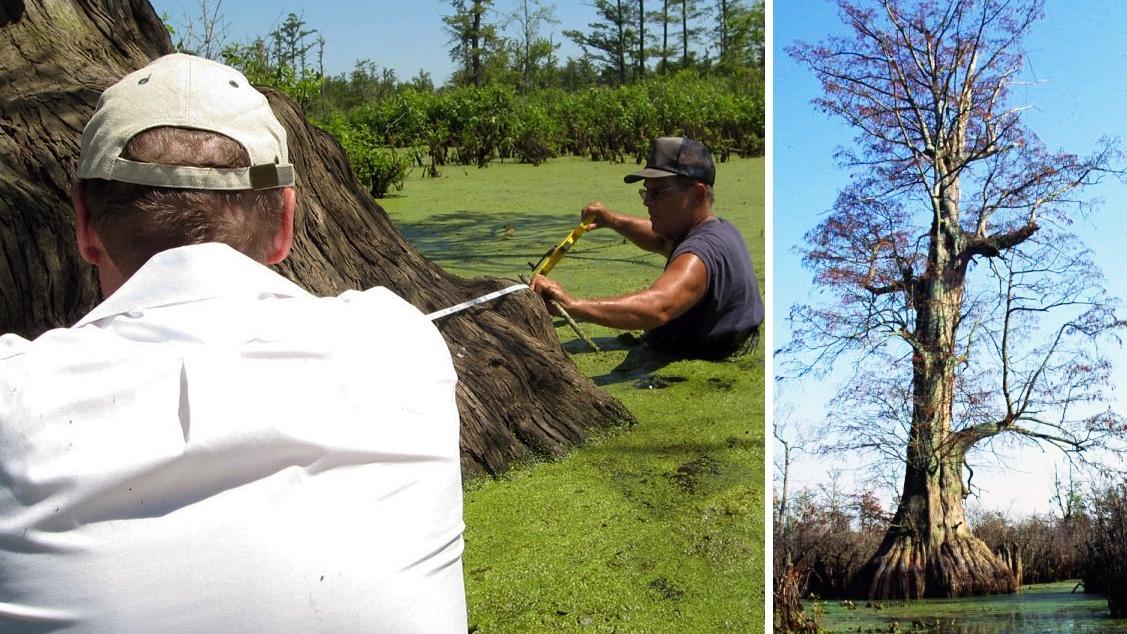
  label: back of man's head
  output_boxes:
[76,54,296,276]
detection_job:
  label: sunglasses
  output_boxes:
[638,184,685,201]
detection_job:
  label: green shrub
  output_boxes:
[317,114,410,197]
[312,71,765,182]
[508,98,561,165]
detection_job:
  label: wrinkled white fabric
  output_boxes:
[0,243,466,633]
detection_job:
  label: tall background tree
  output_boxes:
[270,12,321,82]
[507,0,560,91]
[564,0,638,85]
[675,0,707,68]
[443,0,499,86]
[653,0,674,72]
[713,0,764,74]
[215,13,325,110]
[786,0,1123,599]
[166,0,229,58]
[634,0,647,79]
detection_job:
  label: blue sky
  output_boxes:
[773,1,1127,516]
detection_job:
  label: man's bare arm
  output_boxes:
[582,201,671,256]
[529,253,706,330]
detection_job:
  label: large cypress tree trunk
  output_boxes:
[851,446,1016,599]
[849,186,1015,599]
[0,0,633,477]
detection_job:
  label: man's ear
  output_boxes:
[73,182,107,266]
[265,186,296,265]
[691,180,708,203]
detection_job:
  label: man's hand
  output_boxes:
[529,274,575,316]
[581,201,616,231]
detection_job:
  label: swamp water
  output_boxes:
[814,581,1127,633]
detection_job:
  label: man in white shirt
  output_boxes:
[0,54,466,632]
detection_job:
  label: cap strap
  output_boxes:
[108,158,295,190]
[249,163,283,189]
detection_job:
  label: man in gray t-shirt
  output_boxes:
[530,137,763,359]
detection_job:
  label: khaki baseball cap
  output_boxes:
[77,53,294,190]
[624,136,716,186]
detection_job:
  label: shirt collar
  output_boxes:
[75,243,311,327]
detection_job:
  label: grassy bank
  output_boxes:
[382,156,766,632]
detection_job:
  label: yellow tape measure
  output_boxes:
[531,215,596,277]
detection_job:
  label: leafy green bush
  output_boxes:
[508,97,561,165]
[317,114,410,197]
[311,71,764,191]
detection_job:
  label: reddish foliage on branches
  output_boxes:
[785,0,1124,482]
[782,0,1125,599]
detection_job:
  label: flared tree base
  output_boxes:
[849,533,1017,599]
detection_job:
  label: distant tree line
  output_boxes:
[163,0,764,197]
[772,479,1127,628]
[442,0,763,89]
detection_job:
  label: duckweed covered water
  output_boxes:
[633,374,687,389]
[815,581,1127,633]
[384,157,766,632]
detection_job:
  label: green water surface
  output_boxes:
[815,581,1126,633]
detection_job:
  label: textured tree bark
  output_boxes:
[0,0,634,477]
[996,543,1023,587]
[773,563,816,633]
[849,453,1017,599]
[849,207,1015,599]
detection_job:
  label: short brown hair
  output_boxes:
[81,127,285,277]
[676,175,715,205]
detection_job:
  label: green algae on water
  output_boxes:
[815,581,1127,634]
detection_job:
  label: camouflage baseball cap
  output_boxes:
[624,137,715,186]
